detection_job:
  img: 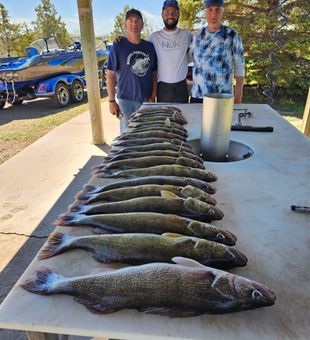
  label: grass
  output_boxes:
[243,86,306,118]
[0,99,107,142]
[0,97,108,165]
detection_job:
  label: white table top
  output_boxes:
[0,104,309,339]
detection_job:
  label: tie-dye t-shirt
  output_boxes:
[190,25,245,98]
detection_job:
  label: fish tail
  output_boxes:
[20,267,64,295]
[75,191,92,202]
[102,157,112,163]
[76,185,101,197]
[96,170,115,178]
[92,162,108,174]
[68,202,87,214]
[38,232,71,259]
[54,212,82,226]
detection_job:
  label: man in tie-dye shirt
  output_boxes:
[190,0,245,104]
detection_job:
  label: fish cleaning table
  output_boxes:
[0,104,309,340]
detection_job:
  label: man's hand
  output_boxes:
[146,95,156,102]
[234,76,244,104]
[109,101,122,118]
[113,35,125,43]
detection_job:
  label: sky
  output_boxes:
[1,0,166,36]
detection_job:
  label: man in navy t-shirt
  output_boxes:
[107,9,158,133]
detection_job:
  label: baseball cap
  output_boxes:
[125,9,143,21]
[162,0,180,11]
[203,0,224,7]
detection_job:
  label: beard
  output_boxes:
[163,18,179,30]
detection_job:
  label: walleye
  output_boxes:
[38,232,246,269]
[128,120,185,130]
[129,126,188,138]
[21,257,275,316]
[129,111,186,122]
[130,115,187,125]
[102,150,203,165]
[77,176,217,196]
[115,130,187,142]
[112,138,192,148]
[77,184,216,206]
[136,106,181,114]
[55,212,235,244]
[98,164,218,182]
[94,156,204,173]
[68,196,224,222]
[110,142,193,155]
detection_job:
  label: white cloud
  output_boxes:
[142,10,162,31]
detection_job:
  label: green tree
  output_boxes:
[223,0,310,100]
[0,3,36,56]
[178,0,310,101]
[0,3,17,56]
[178,0,204,31]
[32,0,71,49]
[109,5,153,41]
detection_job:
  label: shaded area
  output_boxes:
[0,89,108,126]
[0,155,104,340]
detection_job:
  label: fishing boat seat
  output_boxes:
[25,46,40,57]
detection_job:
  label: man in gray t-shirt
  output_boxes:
[149,0,192,103]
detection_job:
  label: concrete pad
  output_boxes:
[0,101,120,339]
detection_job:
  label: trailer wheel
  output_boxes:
[53,82,70,107]
[70,80,84,103]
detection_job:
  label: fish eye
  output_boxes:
[252,289,263,300]
[216,233,225,240]
[208,209,215,215]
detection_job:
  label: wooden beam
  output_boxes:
[77,0,105,144]
[302,86,310,137]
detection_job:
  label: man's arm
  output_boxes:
[107,69,121,117]
[234,76,244,104]
[146,71,157,102]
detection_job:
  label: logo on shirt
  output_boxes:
[161,40,181,49]
[127,51,150,77]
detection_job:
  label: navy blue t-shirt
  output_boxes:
[107,39,157,102]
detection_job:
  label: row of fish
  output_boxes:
[22,106,276,317]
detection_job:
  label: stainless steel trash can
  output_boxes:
[201,93,234,161]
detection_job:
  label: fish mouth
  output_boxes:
[252,282,276,306]
[213,229,237,246]
[229,248,248,267]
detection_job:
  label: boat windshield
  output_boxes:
[29,38,61,54]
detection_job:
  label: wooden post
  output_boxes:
[77,0,105,144]
[302,86,310,137]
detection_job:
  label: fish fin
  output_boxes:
[20,267,63,295]
[68,202,88,214]
[54,212,80,226]
[75,192,92,203]
[172,256,207,269]
[160,190,178,198]
[137,306,204,318]
[161,232,185,238]
[96,170,116,178]
[77,185,101,196]
[74,297,121,314]
[38,232,70,260]
[164,117,171,127]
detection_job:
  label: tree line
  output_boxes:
[0,0,309,101]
